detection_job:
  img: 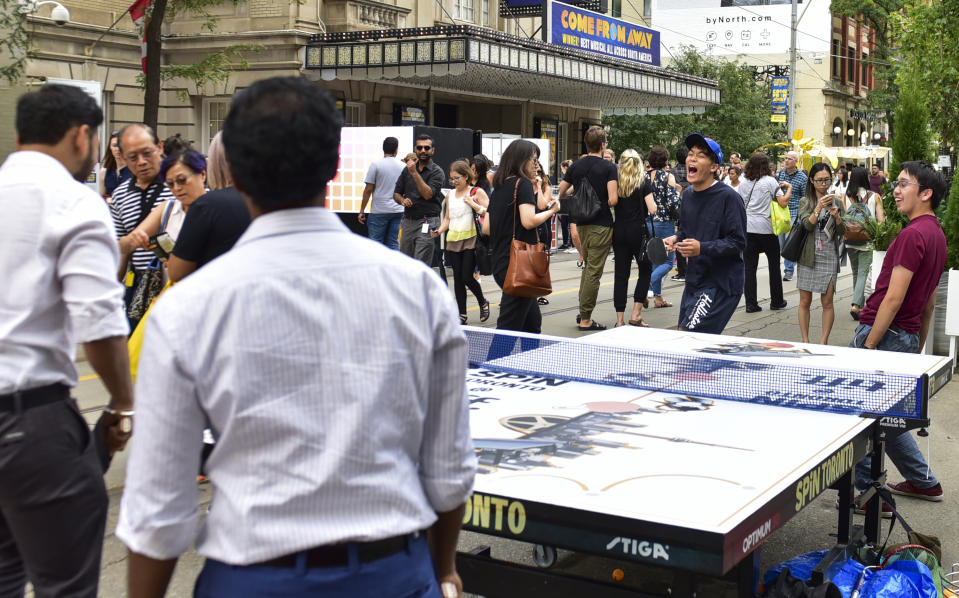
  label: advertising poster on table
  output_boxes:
[651,0,830,58]
[547,0,660,67]
[770,75,788,123]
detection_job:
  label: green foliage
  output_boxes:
[885,75,933,232]
[603,47,784,162]
[0,0,31,83]
[895,0,959,149]
[136,43,260,103]
[943,174,959,271]
[843,211,902,252]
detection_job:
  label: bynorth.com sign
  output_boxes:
[548,0,660,67]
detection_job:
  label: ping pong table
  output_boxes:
[456,326,953,597]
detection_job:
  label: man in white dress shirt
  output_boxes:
[117,77,476,598]
[0,84,134,597]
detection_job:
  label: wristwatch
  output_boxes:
[103,406,134,434]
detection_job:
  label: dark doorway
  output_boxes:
[434,103,458,128]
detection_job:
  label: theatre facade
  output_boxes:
[4,0,718,166]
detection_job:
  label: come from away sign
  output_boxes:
[547,0,660,67]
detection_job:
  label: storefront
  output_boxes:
[304,24,720,178]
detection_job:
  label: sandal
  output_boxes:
[480,301,491,322]
[653,296,673,308]
[578,321,608,331]
[628,318,649,327]
[460,314,468,325]
[537,297,549,305]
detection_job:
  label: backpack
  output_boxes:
[562,160,602,224]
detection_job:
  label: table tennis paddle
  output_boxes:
[646,236,667,266]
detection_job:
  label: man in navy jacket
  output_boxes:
[664,134,747,334]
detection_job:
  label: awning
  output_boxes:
[304,25,720,115]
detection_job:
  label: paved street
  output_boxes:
[69,247,958,597]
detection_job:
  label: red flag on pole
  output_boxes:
[127,0,154,73]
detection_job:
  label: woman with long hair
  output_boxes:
[613,150,657,327]
[797,162,845,343]
[99,130,131,200]
[646,146,679,309]
[844,166,885,320]
[830,167,848,197]
[534,160,555,305]
[471,154,492,197]
[484,139,560,332]
[738,152,790,313]
[431,160,491,324]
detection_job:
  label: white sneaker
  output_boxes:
[564,247,577,254]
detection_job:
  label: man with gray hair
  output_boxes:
[775,151,807,281]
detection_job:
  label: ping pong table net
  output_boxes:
[463,328,924,420]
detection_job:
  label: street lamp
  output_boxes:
[17,0,69,24]
[873,132,881,141]
[833,126,842,135]
[847,128,855,137]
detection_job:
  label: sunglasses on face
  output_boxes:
[415,145,431,151]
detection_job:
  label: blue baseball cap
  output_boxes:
[685,133,723,166]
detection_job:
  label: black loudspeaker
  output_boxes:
[414,125,477,176]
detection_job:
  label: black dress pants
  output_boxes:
[447,249,486,316]
[0,391,107,598]
[493,271,542,333]
[612,231,652,313]
[744,232,785,308]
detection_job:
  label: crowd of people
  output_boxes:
[0,78,949,598]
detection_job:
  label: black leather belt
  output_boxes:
[0,383,69,413]
[255,533,416,569]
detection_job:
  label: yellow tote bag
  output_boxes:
[128,281,173,382]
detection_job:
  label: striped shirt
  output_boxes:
[116,206,476,564]
[110,176,174,271]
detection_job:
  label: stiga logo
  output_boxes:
[880,417,907,429]
[606,537,670,561]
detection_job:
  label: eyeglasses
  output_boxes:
[165,172,197,189]
[415,145,431,151]
[449,176,463,183]
[812,178,832,184]
[125,148,157,162]
[892,179,922,190]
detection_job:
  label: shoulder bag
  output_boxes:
[770,182,792,235]
[780,214,808,263]
[503,179,552,298]
[561,160,601,224]
[127,201,175,322]
[471,187,493,276]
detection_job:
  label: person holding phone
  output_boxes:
[796,162,845,344]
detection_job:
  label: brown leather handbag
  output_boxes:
[503,179,552,298]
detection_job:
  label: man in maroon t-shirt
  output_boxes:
[851,161,947,508]
[868,164,886,194]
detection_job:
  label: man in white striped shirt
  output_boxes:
[117,77,476,598]
[110,124,174,330]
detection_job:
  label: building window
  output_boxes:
[202,99,230,152]
[861,54,869,89]
[345,101,366,126]
[643,0,650,17]
[481,0,489,26]
[612,0,621,18]
[454,0,474,22]
[847,46,855,85]
[831,38,841,79]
